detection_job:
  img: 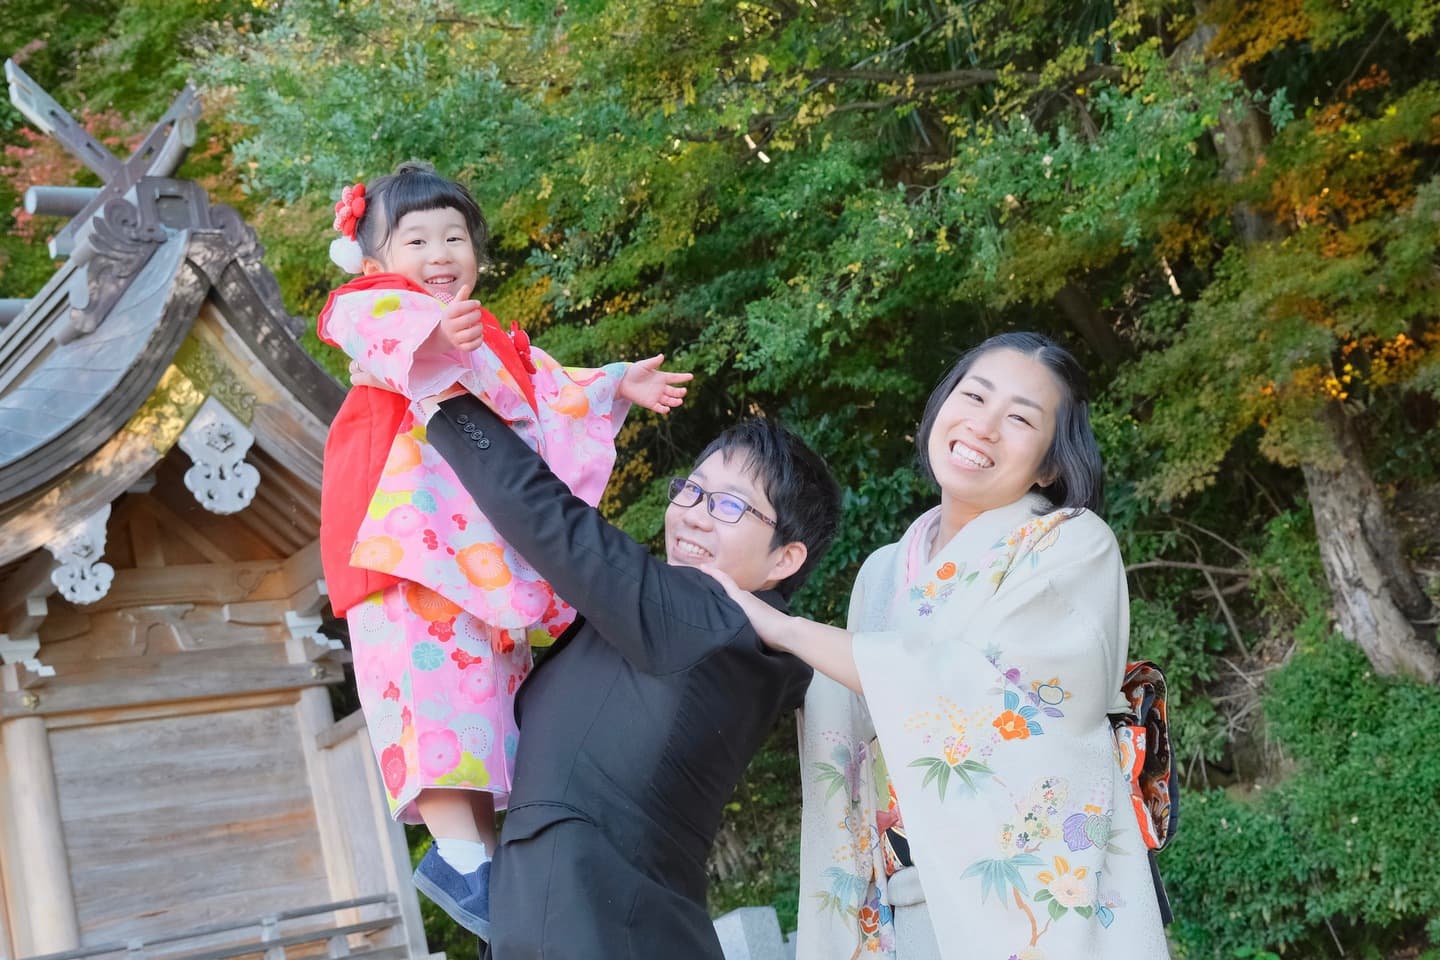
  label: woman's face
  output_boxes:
[925,348,1063,521]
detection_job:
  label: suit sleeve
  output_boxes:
[427,393,747,674]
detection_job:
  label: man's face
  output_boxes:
[665,450,789,592]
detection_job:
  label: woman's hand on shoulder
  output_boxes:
[699,564,792,649]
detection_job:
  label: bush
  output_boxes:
[1166,639,1440,957]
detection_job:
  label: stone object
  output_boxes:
[713,905,788,960]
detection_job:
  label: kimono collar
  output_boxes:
[902,493,1056,588]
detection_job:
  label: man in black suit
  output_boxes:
[424,394,842,959]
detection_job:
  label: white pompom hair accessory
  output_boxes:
[329,235,365,274]
[331,181,368,273]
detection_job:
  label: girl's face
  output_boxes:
[925,348,1062,524]
[364,206,478,302]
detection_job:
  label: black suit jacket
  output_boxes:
[427,396,813,960]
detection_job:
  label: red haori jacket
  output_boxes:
[317,272,538,617]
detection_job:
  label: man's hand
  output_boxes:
[619,354,693,413]
[348,360,386,389]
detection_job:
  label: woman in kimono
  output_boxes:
[707,332,1169,959]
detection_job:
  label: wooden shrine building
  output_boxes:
[0,62,435,960]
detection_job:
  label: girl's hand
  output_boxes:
[700,564,794,651]
[619,354,693,413]
[439,297,486,352]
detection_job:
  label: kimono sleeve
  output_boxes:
[527,347,633,439]
[794,548,895,960]
[325,289,471,400]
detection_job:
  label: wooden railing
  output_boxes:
[19,895,405,960]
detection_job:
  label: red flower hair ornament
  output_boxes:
[329,181,368,274]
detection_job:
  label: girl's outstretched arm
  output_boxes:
[618,354,693,413]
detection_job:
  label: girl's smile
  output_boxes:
[364,206,479,303]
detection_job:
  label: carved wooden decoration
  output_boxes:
[46,504,115,605]
[177,396,261,514]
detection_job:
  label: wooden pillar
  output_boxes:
[0,736,13,960]
[0,717,80,955]
[294,686,360,904]
[359,738,433,960]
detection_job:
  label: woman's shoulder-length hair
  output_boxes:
[914,331,1105,515]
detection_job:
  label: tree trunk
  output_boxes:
[1053,281,1128,370]
[707,819,750,883]
[1184,4,1439,681]
[1180,8,1276,246]
[1302,405,1440,682]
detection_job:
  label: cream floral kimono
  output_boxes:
[797,495,1169,960]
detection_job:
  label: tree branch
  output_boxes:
[1125,560,1253,576]
[1172,517,1252,563]
[810,63,1121,91]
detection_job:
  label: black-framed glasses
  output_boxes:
[667,477,777,528]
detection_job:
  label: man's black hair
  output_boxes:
[693,419,842,598]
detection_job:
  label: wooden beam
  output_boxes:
[75,560,284,612]
[126,501,166,568]
[0,553,58,637]
[0,802,12,960]
[250,541,325,605]
[43,690,295,731]
[243,493,309,555]
[313,710,367,752]
[0,646,340,719]
[222,577,326,634]
[295,688,361,910]
[130,495,234,564]
[250,455,321,527]
[192,305,332,488]
[1,716,81,954]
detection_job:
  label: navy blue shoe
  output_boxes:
[413,846,491,939]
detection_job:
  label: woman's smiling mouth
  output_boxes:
[950,440,994,469]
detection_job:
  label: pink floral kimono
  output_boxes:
[322,282,630,821]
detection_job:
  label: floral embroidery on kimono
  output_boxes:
[321,280,631,820]
[324,283,629,638]
[797,495,1170,960]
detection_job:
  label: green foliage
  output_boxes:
[1130,593,1230,766]
[708,721,806,933]
[1167,639,1440,957]
[1124,88,1440,496]
[1249,509,1332,639]
[7,0,1440,954]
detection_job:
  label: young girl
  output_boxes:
[317,161,689,938]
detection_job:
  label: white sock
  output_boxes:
[434,837,490,874]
